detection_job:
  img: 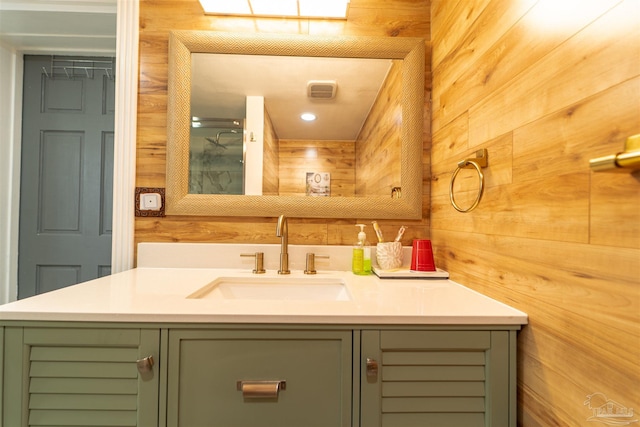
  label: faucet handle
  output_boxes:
[240,252,266,274]
[304,253,330,275]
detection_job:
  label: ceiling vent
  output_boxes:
[307,80,337,99]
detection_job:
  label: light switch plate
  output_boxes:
[135,187,165,217]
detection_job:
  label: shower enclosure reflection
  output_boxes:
[190,119,244,194]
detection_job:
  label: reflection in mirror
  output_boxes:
[190,118,244,194]
[166,31,424,219]
[189,54,398,197]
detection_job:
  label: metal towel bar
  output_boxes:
[590,134,640,173]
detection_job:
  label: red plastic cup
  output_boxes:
[410,239,436,271]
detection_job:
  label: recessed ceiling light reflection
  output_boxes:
[301,113,317,121]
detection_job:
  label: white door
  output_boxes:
[18,55,114,298]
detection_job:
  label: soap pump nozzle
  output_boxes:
[355,224,367,245]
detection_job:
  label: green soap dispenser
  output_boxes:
[352,224,372,275]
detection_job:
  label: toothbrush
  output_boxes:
[371,221,384,243]
[394,226,407,242]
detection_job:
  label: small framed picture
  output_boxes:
[306,172,330,197]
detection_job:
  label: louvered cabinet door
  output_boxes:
[2,326,160,427]
[360,329,518,427]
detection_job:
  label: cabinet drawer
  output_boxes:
[167,329,352,427]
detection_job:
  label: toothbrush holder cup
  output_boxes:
[376,242,403,270]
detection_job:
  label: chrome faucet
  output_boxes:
[276,214,290,274]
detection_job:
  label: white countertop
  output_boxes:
[0,267,527,325]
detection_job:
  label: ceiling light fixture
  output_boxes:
[198,0,350,19]
[300,113,317,121]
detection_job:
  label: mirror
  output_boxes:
[189,53,397,197]
[166,31,424,219]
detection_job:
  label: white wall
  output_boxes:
[244,96,265,195]
[0,44,22,303]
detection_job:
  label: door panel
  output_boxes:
[38,130,83,233]
[18,55,114,298]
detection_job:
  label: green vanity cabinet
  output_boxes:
[1,324,519,427]
[360,329,517,427]
[166,329,353,427]
[1,325,160,427]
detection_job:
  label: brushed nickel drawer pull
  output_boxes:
[237,380,286,399]
[136,355,154,373]
[366,358,378,378]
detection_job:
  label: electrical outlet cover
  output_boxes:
[141,193,161,210]
[135,187,165,217]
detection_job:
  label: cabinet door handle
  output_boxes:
[136,355,154,373]
[237,380,286,399]
[366,358,378,378]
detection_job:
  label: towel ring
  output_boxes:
[449,149,488,213]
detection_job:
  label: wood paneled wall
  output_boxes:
[355,59,403,196]
[431,1,639,425]
[136,0,431,249]
[278,139,355,197]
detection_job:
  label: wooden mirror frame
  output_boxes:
[166,31,424,219]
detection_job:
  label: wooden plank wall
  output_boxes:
[278,139,355,197]
[136,0,431,249]
[355,59,403,196]
[431,1,640,425]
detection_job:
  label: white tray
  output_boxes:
[372,266,449,279]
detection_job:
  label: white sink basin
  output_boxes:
[187,277,351,301]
